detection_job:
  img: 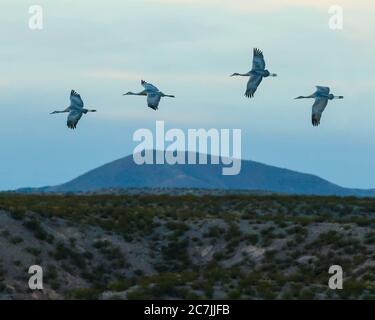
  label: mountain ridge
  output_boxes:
[15,150,375,197]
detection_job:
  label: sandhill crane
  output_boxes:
[295,86,344,126]
[231,48,277,98]
[123,80,175,110]
[50,90,96,129]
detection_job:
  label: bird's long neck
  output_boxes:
[232,72,250,77]
[125,91,145,96]
[298,94,315,99]
[51,108,69,114]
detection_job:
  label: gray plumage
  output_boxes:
[123,80,175,110]
[231,48,277,98]
[50,90,96,129]
[295,86,344,126]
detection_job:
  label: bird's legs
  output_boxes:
[82,108,97,114]
[161,93,175,98]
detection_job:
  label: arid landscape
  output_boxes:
[0,193,374,300]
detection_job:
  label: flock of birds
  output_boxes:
[51,48,343,129]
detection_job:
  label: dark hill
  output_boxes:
[17,150,375,197]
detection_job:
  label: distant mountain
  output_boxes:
[16,150,375,197]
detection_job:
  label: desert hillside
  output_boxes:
[0,193,374,299]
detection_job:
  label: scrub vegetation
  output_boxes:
[0,193,374,299]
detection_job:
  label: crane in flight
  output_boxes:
[231,48,277,98]
[123,80,175,110]
[295,86,344,126]
[50,90,96,129]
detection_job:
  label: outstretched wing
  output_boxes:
[147,92,162,110]
[311,97,329,126]
[67,109,83,129]
[245,74,263,98]
[70,90,84,108]
[141,80,159,92]
[252,48,266,71]
[315,86,330,95]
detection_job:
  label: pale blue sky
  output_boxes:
[0,0,374,190]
